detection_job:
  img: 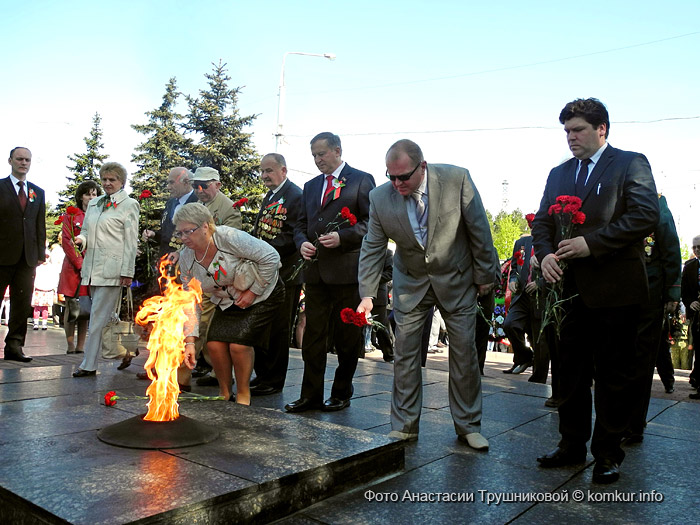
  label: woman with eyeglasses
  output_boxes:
[72,162,140,377]
[173,202,283,405]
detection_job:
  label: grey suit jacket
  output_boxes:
[359,163,498,313]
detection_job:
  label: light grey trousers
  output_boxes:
[78,286,122,372]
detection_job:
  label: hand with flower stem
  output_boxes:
[300,241,317,260]
[318,231,340,249]
[556,236,590,260]
[356,297,374,315]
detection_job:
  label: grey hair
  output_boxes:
[172,202,216,232]
[310,132,341,151]
[261,153,287,168]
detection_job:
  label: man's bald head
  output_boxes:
[167,167,193,198]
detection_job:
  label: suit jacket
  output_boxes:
[532,145,659,308]
[508,236,533,308]
[359,163,498,313]
[294,164,375,285]
[77,190,140,286]
[645,195,681,305]
[252,179,303,284]
[156,191,198,256]
[206,191,242,229]
[0,176,46,267]
[681,258,699,312]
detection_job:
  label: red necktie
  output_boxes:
[322,175,335,206]
[18,180,28,212]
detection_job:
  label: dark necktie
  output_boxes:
[322,175,335,206]
[575,159,591,197]
[18,180,28,212]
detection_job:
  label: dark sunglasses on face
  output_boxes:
[386,163,421,182]
[193,180,213,190]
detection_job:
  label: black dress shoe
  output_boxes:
[4,350,32,362]
[285,398,322,413]
[544,397,561,408]
[537,446,587,468]
[511,362,533,374]
[192,364,212,378]
[592,458,620,484]
[382,350,394,363]
[136,371,151,380]
[117,354,133,370]
[322,397,351,411]
[72,368,96,377]
[689,392,700,400]
[502,364,516,374]
[179,383,192,393]
[665,385,675,394]
[250,384,283,396]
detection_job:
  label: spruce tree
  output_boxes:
[130,77,192,234]
[184,60,263,230]
[130,77,193,285]
[58,113,107,209]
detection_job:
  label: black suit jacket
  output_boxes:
[532,145,659,308]
[156,191,198,256]
[681,258,699,312]
[508,236,532,307]
[0,176,46,267]
[294,164,375,285]
[253,179,303,284]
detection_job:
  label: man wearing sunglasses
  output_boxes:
[190,167,242,230]
[357,139,497,450]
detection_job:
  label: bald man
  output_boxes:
[142,167,198,257]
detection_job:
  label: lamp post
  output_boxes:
[275,51,335,152]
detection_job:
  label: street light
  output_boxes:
[275,51,336,151]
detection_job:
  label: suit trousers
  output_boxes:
[503,295,535,367]
[79,286,123,371]
[301,283,363,401]
[557,292,640,464]
[392,287,482,436]
[253,283,300,388]
[0,258,35,353]
[195,294,216,365]
[630,306,671,435]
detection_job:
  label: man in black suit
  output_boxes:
[502,235,535,375]
[1,147,46,362]
[682,235,700,394]
[142,167,197,257]
[250,153,303,395]
[532,98,659,484]
[286,132,375,412]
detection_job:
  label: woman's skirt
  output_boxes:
[31,289,54,308]
[207,279,285,348]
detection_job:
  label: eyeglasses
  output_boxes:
[173,226,200,239]
[693,245,700,250]
[386,163,421,182]
[193,180,215,190]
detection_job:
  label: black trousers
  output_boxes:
[631,307,675,435]
[0,258,35,354]
[253,284,301,389]
[557,292,640,465]
[503,295,535,366]
[300,282,363,401]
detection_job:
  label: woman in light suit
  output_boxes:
[72,162,139,377]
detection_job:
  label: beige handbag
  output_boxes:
[232,259,266,291]
[101,287,140,359]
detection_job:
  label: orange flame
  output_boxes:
[135,258,202,421]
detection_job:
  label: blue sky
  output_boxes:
[2,0,699,245]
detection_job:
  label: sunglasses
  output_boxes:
[193,180,216,190]
[386,163,421,182]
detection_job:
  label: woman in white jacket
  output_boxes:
[73,162,139,377]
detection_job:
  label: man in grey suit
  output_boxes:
[357,139,498,449]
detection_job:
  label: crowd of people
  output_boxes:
[3,98,699,486]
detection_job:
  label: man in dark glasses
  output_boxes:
[357,139,497,451]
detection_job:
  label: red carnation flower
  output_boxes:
[340,207,358,226]
[572,211,586,225]
[340,308,356,324]
[104,391,117,406]
[548,204,562,215]
[139,190,153,200]
[54,217,63,225]
[525,213,535,228]
[66,206,81,215]
[233,198,248,208]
